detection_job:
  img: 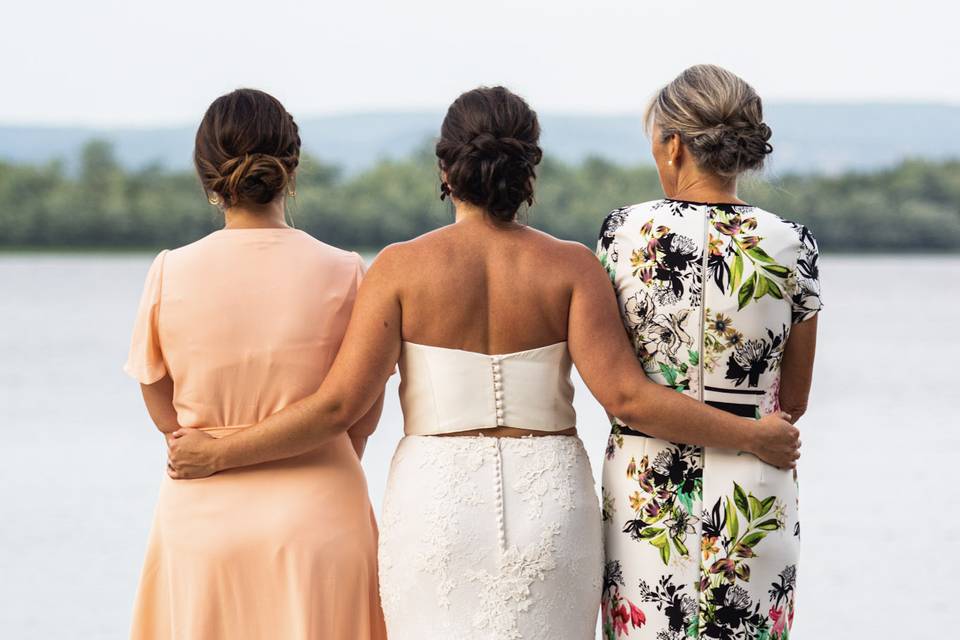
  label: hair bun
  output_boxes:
[645,65,774,177]
[222,153,291,206]
[436,87,543,222]
[194,89,301,208]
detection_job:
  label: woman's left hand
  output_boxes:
[167,427,220,479]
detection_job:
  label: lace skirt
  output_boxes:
[378,435,603,640]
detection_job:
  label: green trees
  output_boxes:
[0,140,958,251]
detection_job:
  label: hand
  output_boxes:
[749,412,801,469]
[167,427,220,479]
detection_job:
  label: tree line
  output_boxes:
[1,140,958,251]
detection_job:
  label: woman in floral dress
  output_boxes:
[599,65,822,640]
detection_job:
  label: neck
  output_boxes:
[670,172,745,205]
[222,200,289,229]
[453,200,488,224]
[452,199,522,229]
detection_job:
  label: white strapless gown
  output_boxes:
[377,342,603,639]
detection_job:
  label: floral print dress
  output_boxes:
[596,199,821,640]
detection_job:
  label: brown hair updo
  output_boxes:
[194,88,301,207]
[436,86,543,222]
[645,64,773,177]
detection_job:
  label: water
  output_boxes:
[1,253,957,639]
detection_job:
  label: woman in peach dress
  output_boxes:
[123,89,386,640]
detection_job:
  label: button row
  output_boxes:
[492,358,505,426]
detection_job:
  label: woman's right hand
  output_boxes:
[748,412,801,469]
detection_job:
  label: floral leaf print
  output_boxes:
[733,483,751,520]
[602,488,615,522]
[731,251,744,291]
[599,206,631,252]
[600,252,617,283]
[638,575,697,640]
[745,245,775,263]
[725,326,789,388]
[599,200,809,640]
[705,206,794,311]
[760,263,790,279]
[654,199,700,217]
[766,565,797,640]
[621,446,703,565]
[602,561,647,639]
[724,498,739,540]
[737,272,756,310]
[749,494,776,520]
[789,223,823,323]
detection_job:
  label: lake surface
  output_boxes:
[1,253,957,639]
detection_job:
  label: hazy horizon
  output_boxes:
[5,0,956,126]
[2,99,959,130]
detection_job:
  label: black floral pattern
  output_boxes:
[789,224,822,324]
[638,575,698,640]
[724,325,788,388]
[597,199,814,640]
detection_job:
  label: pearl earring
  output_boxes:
[667,160,673,166]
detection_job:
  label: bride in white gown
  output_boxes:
[166,86,800,639]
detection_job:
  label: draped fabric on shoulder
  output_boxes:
[124,229,385,640]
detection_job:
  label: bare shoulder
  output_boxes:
[524,227,603,277]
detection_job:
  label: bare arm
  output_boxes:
[140,375,179,436]
[168,250,403,477]
[347,392,386,459]
[565,245,799,466]
[778,316,817,423]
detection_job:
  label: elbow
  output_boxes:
[603,387,650,430]
[780,402,807,423]
[325,399,356,436]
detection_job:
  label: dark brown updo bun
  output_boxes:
[436,86,543,222]
[194,88,301,207]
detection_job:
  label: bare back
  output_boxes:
[393,217,580,354]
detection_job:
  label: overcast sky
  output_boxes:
[4,0,956,126]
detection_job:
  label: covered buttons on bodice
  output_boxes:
[398,342,576,435]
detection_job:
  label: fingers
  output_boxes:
[171,429,186,439]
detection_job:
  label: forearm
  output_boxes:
[214,393,356,471]
[613,382,754,451]
[140,378,180,434]
[346,393,385,460]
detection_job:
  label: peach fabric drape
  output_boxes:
[125,228,385,640]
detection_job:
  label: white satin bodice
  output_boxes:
[398,341,577,435]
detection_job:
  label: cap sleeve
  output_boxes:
[123,251,169,384]
[790,226,823,324]
[596,207,630,283]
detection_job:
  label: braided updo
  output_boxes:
[194,88,301,207]
[436,86,543,222]
[645,65,773,177]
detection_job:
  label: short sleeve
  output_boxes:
[790,226,822,324]
[123,251,169,384]
[596,207,630,282]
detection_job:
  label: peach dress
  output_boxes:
[124,228,386,640]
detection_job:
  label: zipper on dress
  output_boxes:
[698,209,710,404]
